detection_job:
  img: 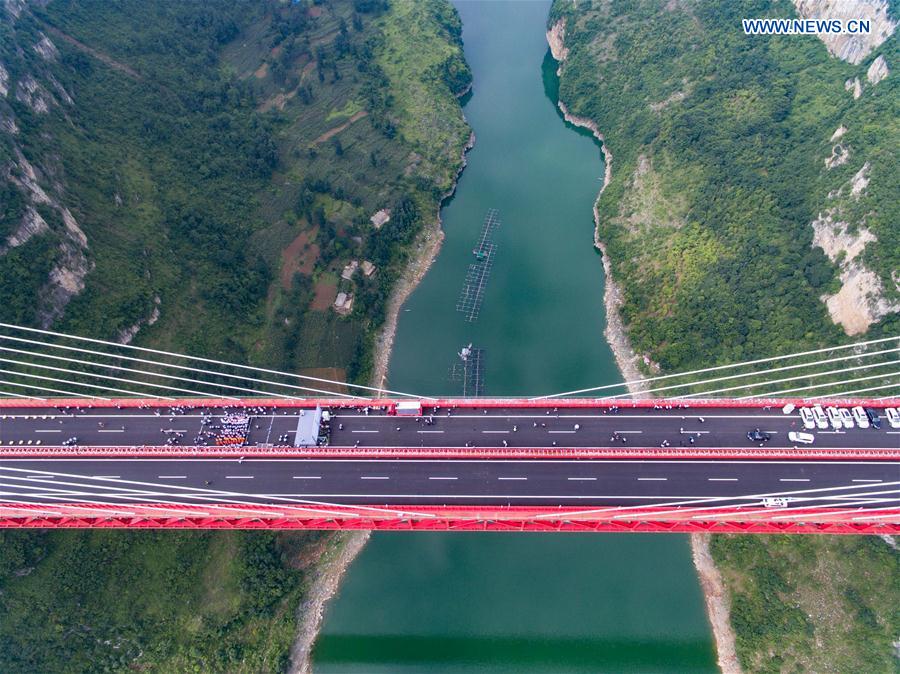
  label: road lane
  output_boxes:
[0,458,895,508]
[1,403,898,450]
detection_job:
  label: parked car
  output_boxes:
[865,408,882,430]
[826,406,842,430]
[747,428,771,442]
[812,405,829,429]
[788,431,815,444]
[781,403,796,414]
[799,407,816,429]
[838,408,854,429]
[851,406,870,429]
[886,408,900,429]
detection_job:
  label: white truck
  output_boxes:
[395,401,423,417]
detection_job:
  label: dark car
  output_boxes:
[864,408,882,430]
[747,428,771,442]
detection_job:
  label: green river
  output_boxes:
[314,2,717,671]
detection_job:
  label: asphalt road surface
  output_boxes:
[0,457,896,508]
[2,403,899,450]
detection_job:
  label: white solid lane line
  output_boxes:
[360,476,389,480]
[91,475,120,479]
[351,430,379,433]
[158,475,187,479]
[225,475,254,479]
[35,429,60,433]
[638,477,667,481]
[568,477,597,481]
[292,476,322,479]
[708,478,738,482]
[548,430,575,434]
[498,477,527,481]
[428,476,458,480]
[0,468,393,518]
[613,430,643,434]
[779,478,810,482]
[482,430,509,434]
[417,430,444,433]
[852,479,882,483]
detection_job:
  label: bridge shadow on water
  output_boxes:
[314,633,714,673]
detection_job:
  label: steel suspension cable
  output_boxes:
[531,335,899,399]
[0,322,430,399]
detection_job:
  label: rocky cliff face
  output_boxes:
[793,0,895,64]
[795,0,898,335]
[1,0,92,326]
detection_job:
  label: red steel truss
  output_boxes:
[0,504,897,534]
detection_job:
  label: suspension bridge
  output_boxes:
[0,323,897,534]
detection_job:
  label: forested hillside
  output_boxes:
[0,0,470,670]
[550,0,898,671]
[551,0,897,372]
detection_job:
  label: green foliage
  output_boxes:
[0,530,318,673]
[710,535,900,672]
[0,233,59,325]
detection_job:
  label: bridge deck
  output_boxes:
[0,398,897,533]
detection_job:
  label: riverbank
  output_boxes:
[288,531,371,674]
[371,130,476,392]
[547,19,738,673]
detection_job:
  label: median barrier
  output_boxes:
[1,445,898,460]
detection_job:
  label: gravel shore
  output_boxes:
[288,531,371,674]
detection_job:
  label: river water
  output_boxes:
[313,2,717,672]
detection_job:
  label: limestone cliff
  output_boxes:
[1,2,91,326]
[793,0,895,64]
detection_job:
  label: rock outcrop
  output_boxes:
[1,1,92,326]
[810,161,899,335]
[546,18,569,62]
[866,54,889,84]
[793,0,896,64]
[844,76,863,99]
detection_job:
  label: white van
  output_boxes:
[851,406,869,429]
[812,405,828,429]
[788,431,815,444]
[825,407,842,430]
[838,408,854,429]
[886,407,900,429]
[799,407,815,429]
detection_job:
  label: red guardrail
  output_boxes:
[1,396,897,410]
